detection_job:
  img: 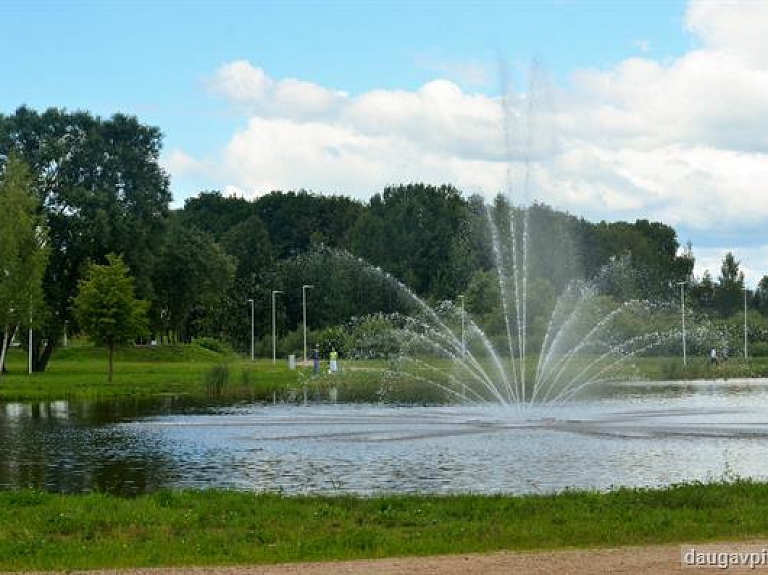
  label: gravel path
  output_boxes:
[8,542,768,575]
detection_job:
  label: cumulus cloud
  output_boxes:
[171,1,768,281]
[207,60,346,119]
[685,0,768,68]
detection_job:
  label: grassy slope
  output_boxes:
[0,345,299,401]
[1,481,767,571]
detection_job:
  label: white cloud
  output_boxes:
[685,0,768,68]
[207,60,346,119]
[207,60,273,104]
[171,1,768,281]
[161,149,208,176]
[414,53,493,88]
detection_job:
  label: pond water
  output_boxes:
[4,381,768,496]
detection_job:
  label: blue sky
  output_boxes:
[5,0,768,285]
[5,1,690,157]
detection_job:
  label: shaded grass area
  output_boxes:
[1,481,768,571]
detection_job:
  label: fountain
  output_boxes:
[341,202,679,410]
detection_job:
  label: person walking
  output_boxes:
[329,349,338,373]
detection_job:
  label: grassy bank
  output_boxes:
[1,481,768,571]
[634,355,768,380]
[0,345,298,401]
[2,344,768,403]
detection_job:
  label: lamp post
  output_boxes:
[28,306,32,375]
[744,287,749,360]
[247,298,254,361]
[302,284,314,365]
[677,281,686,367]
[271,290,282,364]
[458,295,465,359]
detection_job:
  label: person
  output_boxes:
[329,349,338,373]
[722,346,729,361]
[313,346,320,375]
[710,347,718,365]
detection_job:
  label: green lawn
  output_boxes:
[1,481,767,571]
[0,345,297,401]
[1,344,768,402]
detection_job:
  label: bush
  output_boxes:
[204,363,230,395]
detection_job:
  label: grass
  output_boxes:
[634,355,768,380]
[0,345,299,401]
[0,480,768,571]
[2,343,768,403]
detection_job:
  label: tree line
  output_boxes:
[0,106,764,370]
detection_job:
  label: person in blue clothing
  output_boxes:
[313,346,320,375]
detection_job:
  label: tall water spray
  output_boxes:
[342,66,679,408]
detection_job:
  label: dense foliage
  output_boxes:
[1,105,766,369]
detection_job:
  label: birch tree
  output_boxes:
[0,154,49,378]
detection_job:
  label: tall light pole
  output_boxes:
[302,284,314,365]
[744,287,749,360]
[28,306,32,375]
[247,298,255,361]
[677,281,686,367]
[458,294,466,359]
[271,290,282,364]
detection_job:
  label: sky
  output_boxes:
[4,0,768,286]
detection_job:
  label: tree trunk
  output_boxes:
[0,325,19,381]
[108,341,114,383]
[0,326,9,381]
[34,339,55,372]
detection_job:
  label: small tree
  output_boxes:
[72,254,149,382]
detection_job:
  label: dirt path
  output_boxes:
[9,542,768,575]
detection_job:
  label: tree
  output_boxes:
[755,275,768,316]
[151,219,235,343]
[72,255,149,382]
[254,190,364,258]
[716,252,744,317]
[349,184,469,301]
[178,191,255,239]
[220,214,273,282]
[0,155,49,377]
[0,107,170,371]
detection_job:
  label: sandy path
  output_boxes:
[8,542,768,575]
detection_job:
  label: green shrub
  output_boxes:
[204,363,230,395]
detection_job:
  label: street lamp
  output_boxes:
[458,295,466,359]
[247,298,255,361]
[744,287,749,360]
[677,281,686,367]
[302,284,314,365]
[271,290,282,364]
[28,306,32,375]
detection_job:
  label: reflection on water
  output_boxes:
[4,382,768,495]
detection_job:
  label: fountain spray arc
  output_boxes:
[358,68,676,408]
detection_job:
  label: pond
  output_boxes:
[3,381,768,496]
